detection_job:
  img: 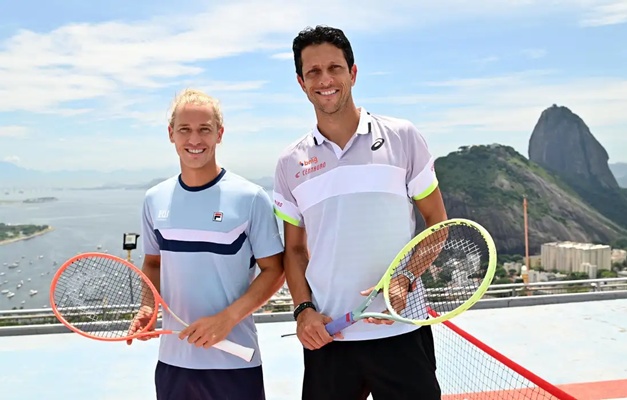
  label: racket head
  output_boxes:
[49,252,162,342]
[382,218,497,325]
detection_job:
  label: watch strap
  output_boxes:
[293,301,316,320]
[400,270,417,292]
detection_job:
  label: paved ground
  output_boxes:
[0,299,625,399]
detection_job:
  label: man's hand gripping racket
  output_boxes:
[49,252,255,362]
[305,218,497,338]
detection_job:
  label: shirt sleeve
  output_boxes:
[248,188,285,259]
[141,196,161,255]
[272,157,304,227]
[404,123,438,200]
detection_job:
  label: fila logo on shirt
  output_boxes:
[213,212,223,222]
[157,210,169,219]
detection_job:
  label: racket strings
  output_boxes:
[52,256,155,338]
[389,225,490,319]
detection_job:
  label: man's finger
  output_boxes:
[298,334,314,350]
[360,286,375,296]
[179,326,192,340]
[187,329,201,344]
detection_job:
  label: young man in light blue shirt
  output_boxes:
[132,88,284,400]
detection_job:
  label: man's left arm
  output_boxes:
[401,123,448,286]
[179,189,285,348]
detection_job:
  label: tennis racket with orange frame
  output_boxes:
[49,252,255,362]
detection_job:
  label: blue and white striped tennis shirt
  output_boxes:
[141,169,283,370]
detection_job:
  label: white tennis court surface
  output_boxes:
[0,299,625,399]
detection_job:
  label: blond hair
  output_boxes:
[168,88,224,128]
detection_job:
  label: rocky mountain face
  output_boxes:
[528,104,627,229]
[426,145,626,255]
[528,105,618,189]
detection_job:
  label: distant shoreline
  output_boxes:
[0,226,54,246]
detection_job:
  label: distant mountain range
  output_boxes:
[1,156,624,192]
[610,163,627,188]
[0,162,274,190]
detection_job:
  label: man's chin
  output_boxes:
[317,104,342,115]
[181,159,212,170]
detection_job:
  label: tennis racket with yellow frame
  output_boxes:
[324,218,497,335]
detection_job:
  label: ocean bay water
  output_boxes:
[0,187,280,311]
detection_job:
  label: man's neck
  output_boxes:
[315,102,361,149]
[180,162,222,188]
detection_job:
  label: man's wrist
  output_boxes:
[399,270,416,292]
[293,301,316,321]
[220,307,240,327]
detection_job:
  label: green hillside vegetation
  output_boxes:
[436,145,554,219]
[431,144,627,255]
[0,223,50,242]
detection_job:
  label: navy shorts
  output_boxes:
[154,361,265,400]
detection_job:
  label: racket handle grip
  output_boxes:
[213,339,256,362]
[325,313,355,336]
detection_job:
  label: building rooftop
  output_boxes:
[1,299,626,400]
[542,241,612,250]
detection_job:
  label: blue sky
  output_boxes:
[0,0,626,179]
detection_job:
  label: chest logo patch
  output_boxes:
[371,138,385,151]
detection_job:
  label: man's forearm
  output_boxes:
[139,259,161,309]
[223,255,285,325]
[142,262,160,293]
[284,246,312,305]
[406,210,449,279]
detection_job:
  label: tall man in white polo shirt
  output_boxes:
[273,26,448,399]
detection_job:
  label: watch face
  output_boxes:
[402,270,415,281]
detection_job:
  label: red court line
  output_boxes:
[442,379,627,400]
[557,379,627,400]
[442,388,558,399]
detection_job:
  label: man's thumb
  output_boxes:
[360,286,375,296]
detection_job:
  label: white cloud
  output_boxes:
[0,0,415,116]
[270,52,293,60]
[0,125,28,138]
[361,71,627,161]
[1,0,621,116]
[2,155,20,164]
[580,0,627,26]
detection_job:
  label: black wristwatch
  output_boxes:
[293,301,316,320]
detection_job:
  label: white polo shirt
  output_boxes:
[273,107,439,341]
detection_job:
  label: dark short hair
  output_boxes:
[292,25,355,78]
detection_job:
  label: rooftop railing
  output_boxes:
[1,277,626,337]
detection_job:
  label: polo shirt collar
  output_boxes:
[312,107,372,146]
